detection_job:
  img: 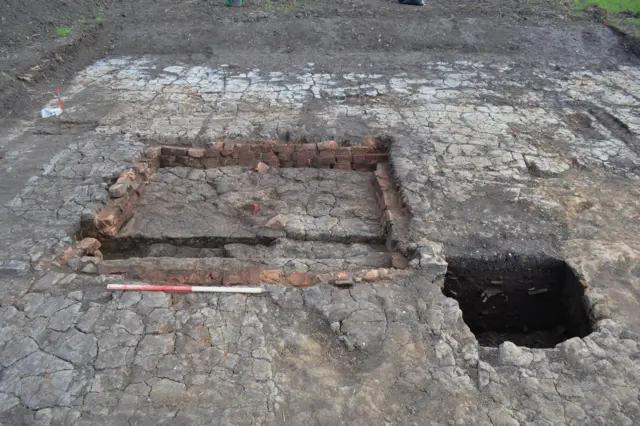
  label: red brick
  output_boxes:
[205,271,223,285]
[295,143,318,152]
[171,271,198,284]
[186,158,204,169]
[161,146,188,156]
[221,143,236,157]
[334,161,352,170]
[287,272,313,287]
[236,144,252,157]
[293,151,313,167]
[261,152,280,167]
[317,140,338,151]
[335,154,352,164]
[119,191,140,220]
[260,270,282,283]
[97,262,127,275]
[364,136,378,151]
[254,142,275,153]
[362,269,379,282]
[365,153,388,164]
[353,164,374,172]
[204,144,223,158]
[159,155,176,167]
[202,157,220,168]
[189,272,211,284]
[352,154,366,164]
[272,144,294,154]
[255,162,269,174]
[188,148,205,158]
[351,146,370,155]
[314,151,336,167]
[238,153,257,167]
[222,157,238,166]
[165,271,193,284]
[174,156,189,167]
[95,206,121,230]
[247,266,261,284]
[223,270,245,286]
[76,238,101,255]
[276,147,294,161]
[133,162,152,178]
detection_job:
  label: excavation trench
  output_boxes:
[77,139,410,285]
[442,254,593,348]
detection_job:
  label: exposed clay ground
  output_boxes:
[1,0,640,424]
[122,167,382,244]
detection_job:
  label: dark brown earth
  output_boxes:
[2,0,638,119]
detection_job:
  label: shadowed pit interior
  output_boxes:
[442,254,593,348]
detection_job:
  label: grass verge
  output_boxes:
[574,0,639,15]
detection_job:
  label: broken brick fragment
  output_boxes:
[287,272,313,287]
[264,214,289,230]
[362,269,379,282]
[76,238,101,256]
[109,182,129,198]
[261,152,280,167]
[187,147,205,158]
[260,270,282,283]
[255,162,270,174]
[94,206,121,233]
[378,269,392,280]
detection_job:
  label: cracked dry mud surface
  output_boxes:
[1,2,640,424]
[121,167,382,244]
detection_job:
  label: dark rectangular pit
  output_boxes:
[442,254,593,348]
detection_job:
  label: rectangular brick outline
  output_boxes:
[77,137,409,286]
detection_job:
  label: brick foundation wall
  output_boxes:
[154,138,387,171]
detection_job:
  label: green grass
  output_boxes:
[622,17,640,25]
[573,0,640,15]
[92,8,102,24]
[55,26,72,37]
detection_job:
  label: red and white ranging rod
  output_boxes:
[107,284,264,294]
